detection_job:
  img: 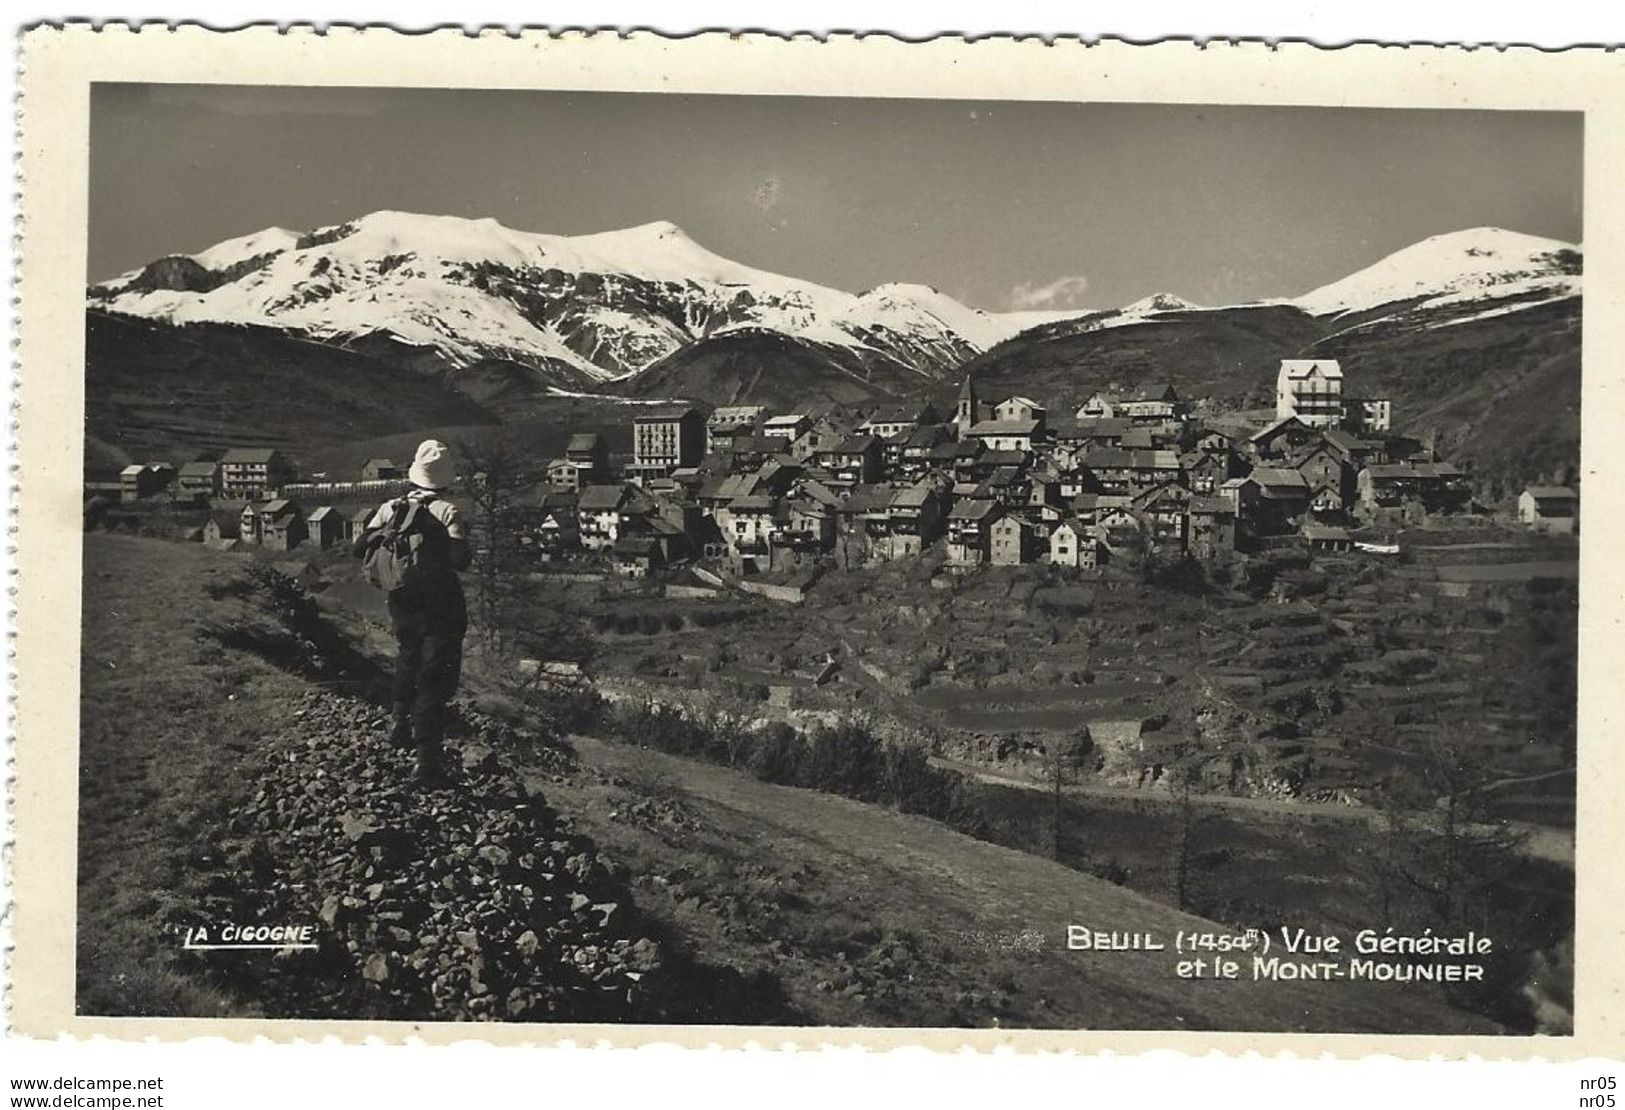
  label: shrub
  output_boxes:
[745,722,801,784]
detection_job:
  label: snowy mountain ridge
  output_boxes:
[89,212,1581,394]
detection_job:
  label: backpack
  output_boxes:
[361,496,452,594]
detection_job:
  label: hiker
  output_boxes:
[355,439,471,784]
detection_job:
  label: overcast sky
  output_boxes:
[88,85,1582,312]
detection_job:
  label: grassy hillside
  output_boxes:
[85,311,499,472]
[78,532,1505,1030]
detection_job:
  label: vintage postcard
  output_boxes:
[11,27,1624,1056]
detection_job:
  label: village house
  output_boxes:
[964,419,1040,454]
[717,435,784,472]
[257,499,307,551]
[1131,482,1192,549]
[860,402,940,440]
[1307,477,1347,517]
[872,481,946,560]
[548,456,587,493]
[1069,493,1130,528]
[1341,396,1393,434]
[946,498,1001,566]
[1118,426,1157,450]
[719,493,781,563]
[768,524,826,575]
[815,435,884,488]
[565,432,610,477]
[990,515,1043,565]
[992,395,1046,425]
[346,506,374,545]
[1321,426,1389,470]
[978,465,1032,510]
[783,496,838,547]
[889,424,952,479]
[762,413,813,442]
[630,515,691,567]
[534,506,581,557]
[787,415,849,461]
[1023,478,1066,524]
[1095,504,1149,549]
[611,536,663,580]
[1275,359,1345,428]
[119,462,176,502]
[1186,496,1237,559]
[1517,485,1579,534]
[176,460,221,501]
[305,505,345,549]
[1082,447,1181,497]
[1303,523,1355,553]
[1047,519,1099,569]
[361,457,402,482]
[705,406,765,453]
[202,508,242,548]
[1055,416,1131,454]
[1117,382,1186,423]
[239,502,263,544]
[1076,391,1125,420]
[833,483,889,538]
[698,472,762,515]
[963,448,1027,484]
[629,405,705,480]
[1057,466,1100,501]
[1247,415,1320,464]
[770,497,836,572]
[1357,462,1468,520]
[1293,442,1351,509]
[1244,467,1312,537]
[220,447,295,500]
[752,455,803,498]
[614,485,661,541]
[577,484,635,551]
[1181,449,1235,494]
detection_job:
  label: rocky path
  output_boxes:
[185,692,669,1022]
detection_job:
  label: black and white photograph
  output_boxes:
[63,73,1583,1037]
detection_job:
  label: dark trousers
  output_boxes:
[387,584,467,757]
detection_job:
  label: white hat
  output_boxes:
[408,439,456,490]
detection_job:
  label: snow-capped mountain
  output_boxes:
[89,211,1029,389]
[89,214,1581,406]
[1291,227,1580,319]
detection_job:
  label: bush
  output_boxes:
[745,722,801,784]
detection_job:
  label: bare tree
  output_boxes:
[1369,726,1529,930]
[1168,762,1213,911]
[1043,726,1094,862]
[455,430,533,652]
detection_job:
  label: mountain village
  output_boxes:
[72,196,1585,1041]
[92,356,1579,592]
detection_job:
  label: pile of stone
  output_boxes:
[206,691,664,1021]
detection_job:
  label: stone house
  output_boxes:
[1517,486,1579,534]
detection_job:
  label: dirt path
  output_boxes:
[560,735,1497,1033]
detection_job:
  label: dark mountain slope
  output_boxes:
[957,304,1327,410]
[1308,295,1582,498]
[621,328,911,409]
[85,310,498,471]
